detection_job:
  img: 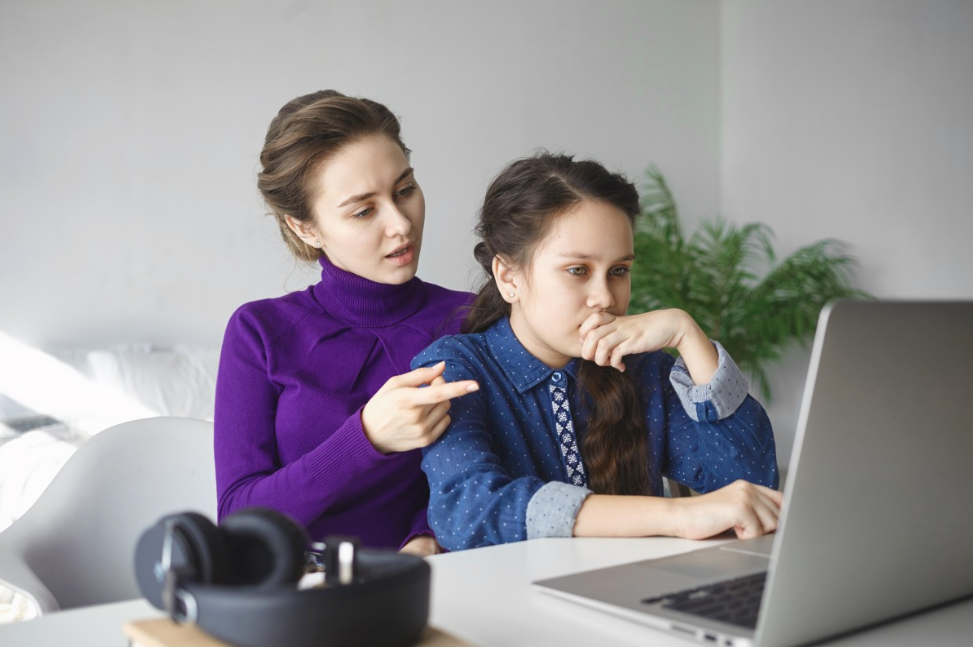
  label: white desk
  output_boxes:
[2,537,971,647]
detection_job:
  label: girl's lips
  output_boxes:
[386,244,415,266]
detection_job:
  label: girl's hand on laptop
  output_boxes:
[579,309,718,383]
[673,480,783,540]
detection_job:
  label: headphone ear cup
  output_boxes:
[220,507,309,588]
[134,511,230,610]
[170,511,232,585]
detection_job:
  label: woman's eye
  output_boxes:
[610,266,631,277]
[568,267,587,276]
[352,207,373,219]
[397,184,416,198]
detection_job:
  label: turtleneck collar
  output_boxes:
[312,257,426,327]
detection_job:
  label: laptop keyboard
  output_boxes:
[640,571,767,629]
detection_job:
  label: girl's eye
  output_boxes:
[568,267,588,277]
[397,184,416,198]
[610,266,631,277]
[352,207,373,219]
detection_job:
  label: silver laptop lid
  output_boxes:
[756,300,973,646]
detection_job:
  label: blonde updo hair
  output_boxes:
[257,90,411,262]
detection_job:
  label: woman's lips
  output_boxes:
[386,244,414,266]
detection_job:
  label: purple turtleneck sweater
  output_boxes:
[214,258,473,549]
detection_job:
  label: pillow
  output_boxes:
[85,346,220,420]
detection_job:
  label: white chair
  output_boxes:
[0,417,216,615]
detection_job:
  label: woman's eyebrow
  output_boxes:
[337,168,415,207]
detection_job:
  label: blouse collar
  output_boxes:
[485,317,580,394]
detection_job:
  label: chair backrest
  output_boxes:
[0,417,216,614]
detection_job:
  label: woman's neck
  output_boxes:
[313,257,424,327]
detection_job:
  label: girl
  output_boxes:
[412,153,781,551]
[215,91,478,556]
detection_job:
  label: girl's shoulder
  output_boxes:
[411,330,490,371]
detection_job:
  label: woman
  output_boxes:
[413,152,781,551]
[215,90,478,555]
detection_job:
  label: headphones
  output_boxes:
[134,508,430,647]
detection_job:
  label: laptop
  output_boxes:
[534,300,973,646]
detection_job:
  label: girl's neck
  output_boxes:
[508,310,572,369]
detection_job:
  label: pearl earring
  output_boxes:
[509,292,515,298]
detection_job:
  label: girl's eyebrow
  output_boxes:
[336,168,414,207]
[557,252,636,262]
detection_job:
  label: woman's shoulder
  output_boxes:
[415,280,476,334]
[224,287,318,342]
[418,280,476,311]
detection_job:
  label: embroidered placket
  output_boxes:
[549,372,588,488]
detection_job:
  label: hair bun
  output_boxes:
[473,242,493,267]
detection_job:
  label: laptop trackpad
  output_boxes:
[636,543,770,584]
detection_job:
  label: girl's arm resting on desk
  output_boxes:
[573,482,783,540]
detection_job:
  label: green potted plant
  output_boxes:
[630,168,870,401]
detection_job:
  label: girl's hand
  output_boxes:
[579,309,688,371]
[399,535,441,557]
[361,362,479,454]
[579,309,718,383]
[671,480,783,540]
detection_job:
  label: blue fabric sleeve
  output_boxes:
[668,340,749,422]
[416,345,547,551]
[658,348,780,493]
[526,482,592,539]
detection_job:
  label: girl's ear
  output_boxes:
[284,214,318,244]
[492,256,520,304]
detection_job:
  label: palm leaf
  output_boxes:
[630,169,871,401]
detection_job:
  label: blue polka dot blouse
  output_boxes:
[412,316,779,551]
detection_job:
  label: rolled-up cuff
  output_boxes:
[526,481,592,539]
[669,340,749,422]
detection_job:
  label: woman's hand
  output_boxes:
[361,361,479,454]
[579,309,718,383]
[399,535,441,557]
[670,480,783,540]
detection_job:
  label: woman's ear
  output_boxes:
[492,256,520,304]
[284,215,320,247]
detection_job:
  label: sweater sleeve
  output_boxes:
[214,308,394,527]
[400,506,434,549]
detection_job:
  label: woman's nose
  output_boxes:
[384,203,412,237]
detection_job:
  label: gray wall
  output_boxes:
[722,0,973,464]
[0,0,721,348]
[2,1,971,467]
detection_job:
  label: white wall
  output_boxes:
[5,0,969,468]
[722,0,973,465]
[0,0,721,349]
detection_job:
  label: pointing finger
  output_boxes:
[411,379,480,405]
